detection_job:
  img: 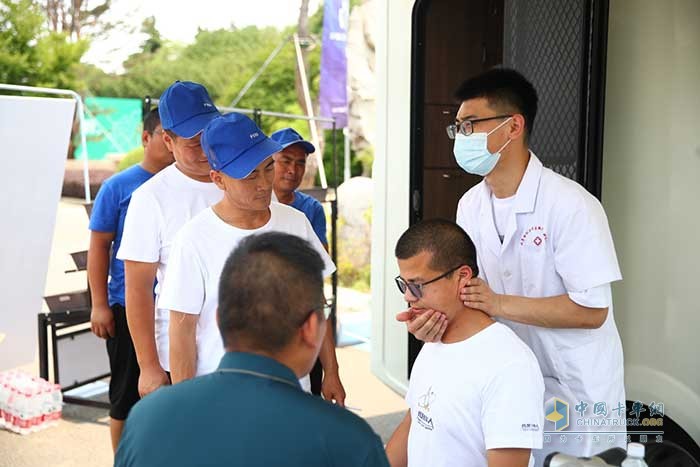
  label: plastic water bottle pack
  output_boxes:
[0,370,62,435]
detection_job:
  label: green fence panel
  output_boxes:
[74,97,142,161]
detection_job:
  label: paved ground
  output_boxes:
[0,199,405,466]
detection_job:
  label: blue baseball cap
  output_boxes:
[270,127,316,154]
[202,113,283,179]
[158,81,220,138]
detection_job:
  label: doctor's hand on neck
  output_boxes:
[395,307,448,342]
[460,278,504,318]
[460,278,609,329]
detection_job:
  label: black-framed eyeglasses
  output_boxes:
[395,265,464,299]
[298,299,333,326]
[445,115,512,139]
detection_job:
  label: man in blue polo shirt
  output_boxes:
[270,128,328,248]
[115,232,388,467]
[87,108,173,452]
[270,128,330,396]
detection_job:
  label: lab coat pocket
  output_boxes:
[520,239,557,296]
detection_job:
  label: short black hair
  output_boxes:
[218,232,326,353]
[395,219,479,278]
[143,107,161,134]
[454,68,538,138]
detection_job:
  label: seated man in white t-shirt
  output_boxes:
[159,113,346,404]
[385,219,544,467]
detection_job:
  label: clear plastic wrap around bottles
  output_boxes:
[0,370,62,435]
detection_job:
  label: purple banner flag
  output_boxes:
[319,0,349,128]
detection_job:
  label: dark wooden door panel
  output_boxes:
[423,0,489,104]
[410,0,505,375]
[422,169,482,221]
[484,0,504,69]
[423,104,460,169]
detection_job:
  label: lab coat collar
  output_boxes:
[512,152,543,215]
[480,152,543,255]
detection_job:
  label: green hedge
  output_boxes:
[117,146,144,172]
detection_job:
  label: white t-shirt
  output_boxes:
[158,202,336,381]
[491,192,515,243]
[456,153,625,462]
[116,164,223,371]
[406,322,544,467]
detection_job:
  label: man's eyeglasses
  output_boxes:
[395,265,464,299]
[445,115,512,139]
[299,299,333,326]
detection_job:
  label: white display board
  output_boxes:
[0,95,76,371]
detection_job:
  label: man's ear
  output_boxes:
[457,265,474,288]
[141,130,150,148]
[210,170,225,189]
[162,131,176,152]
[298,312,323,349]
[509,114,526,141]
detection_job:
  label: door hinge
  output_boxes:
[412,189,421,215]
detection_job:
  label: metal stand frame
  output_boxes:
[38,203,108,409]
[37,306,110,409]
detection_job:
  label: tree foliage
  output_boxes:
[77,4,365,184]
[0,0,88,88]
[44,0,114,40]
[81,20,322,118]
[79,10,339,176]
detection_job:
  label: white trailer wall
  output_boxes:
[602,0,700,442]
[371,0,416,393]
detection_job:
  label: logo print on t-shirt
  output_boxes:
[417,387,436,411]
[521,423,540,432]
[416,387,436,431]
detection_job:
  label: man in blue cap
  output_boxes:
[88,108,173,452]
[116,232,388,467]
[117,81,222,399]
[160,113,346,405]
[270,128,328,248]
[269,128,330,395]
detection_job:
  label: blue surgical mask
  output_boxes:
[453,118,512,176]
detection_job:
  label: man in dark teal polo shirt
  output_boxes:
[115,232,388,467]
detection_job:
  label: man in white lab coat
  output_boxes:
[398,68,625,464]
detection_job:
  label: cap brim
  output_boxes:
[219,138,283,179]
[170,110,221,139]
[280,140,315,154]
